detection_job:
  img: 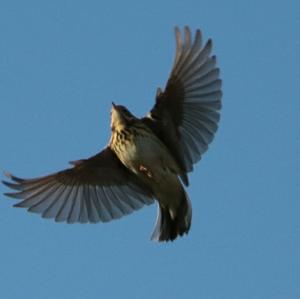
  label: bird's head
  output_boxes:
[110,102,136,130]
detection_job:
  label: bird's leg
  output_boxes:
[139,165,153,178]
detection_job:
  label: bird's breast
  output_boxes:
[111,125,179,177]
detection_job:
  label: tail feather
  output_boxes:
[151,189,192,242]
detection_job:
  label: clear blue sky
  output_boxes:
[0,1,299,298]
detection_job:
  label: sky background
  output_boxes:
[0,1,299,298]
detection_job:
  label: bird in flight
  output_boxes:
[2,26,222,242]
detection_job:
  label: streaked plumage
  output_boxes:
[2,26,222,242]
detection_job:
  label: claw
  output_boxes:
[139,165,153,178]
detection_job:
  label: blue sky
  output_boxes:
[0,0,299,298]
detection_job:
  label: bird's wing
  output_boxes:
[143,26,222,179]
[2,147,154,223]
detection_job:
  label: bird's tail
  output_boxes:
[151,188,192,242]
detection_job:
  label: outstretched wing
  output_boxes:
[143,26,222,179]
[2,147,154,223]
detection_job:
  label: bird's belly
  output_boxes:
[114,131,182,208]
[124,136,165,170]
[129,137,183,207]
[113,128,180,183]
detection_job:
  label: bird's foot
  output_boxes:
[139,165,153,178]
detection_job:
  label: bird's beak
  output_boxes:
[111,102,120,116]
[110,102,125,129]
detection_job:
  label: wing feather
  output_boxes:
[144,26,222,175]
[2,147,154,223]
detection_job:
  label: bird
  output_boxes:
[2,26,222,242]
